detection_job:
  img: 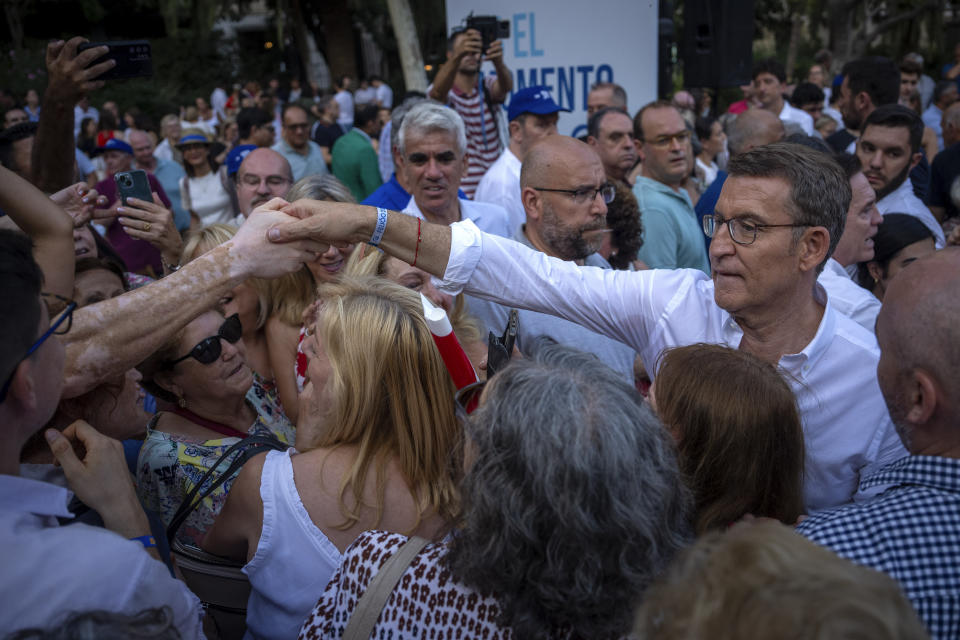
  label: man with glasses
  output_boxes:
[272,141,907,512]
[233,148,294,223]
[271,103,328,181]
[0,231,204,637]
[632,100,710,272]
[469,135,638,382]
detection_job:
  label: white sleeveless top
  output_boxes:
[243,449,342,640]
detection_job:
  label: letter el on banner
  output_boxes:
[444,2,658,137]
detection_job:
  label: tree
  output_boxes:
[385,0,428,92]
[825,0,941,67]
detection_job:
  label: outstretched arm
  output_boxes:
[62,200,326,398]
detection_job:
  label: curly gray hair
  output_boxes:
[447,341,692,639]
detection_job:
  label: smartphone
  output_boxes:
[114,170,152,206]
[486,309,519,378]
[77,40,153,81]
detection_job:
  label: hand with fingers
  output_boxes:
[45,421,151,540]
[49,182,107,228]
[118,193,183,270]
[44,37,115,104]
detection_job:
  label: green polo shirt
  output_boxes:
[633,177,710,273]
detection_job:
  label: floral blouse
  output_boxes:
[136,374,294,546]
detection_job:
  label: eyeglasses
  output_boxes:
[239,174,292,188]
[166,314,242,367]
[533,183,616,205]
[284,123,310,131]
[454,380,486,421]
[0,293,76,402]
[643,131,692,148]
[702,214,812,246]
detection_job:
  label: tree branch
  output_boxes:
[866,1,939,40]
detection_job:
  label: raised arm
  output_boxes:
[427,30,482,103]
[61,201,325,398]
[485,39,513,102]
[0,166,76,298]
[32,37,113,192]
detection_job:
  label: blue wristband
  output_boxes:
[369,207,388,246]
[130,535,157,549]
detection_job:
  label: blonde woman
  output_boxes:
[202,276,460,640]
[264,174,355,422]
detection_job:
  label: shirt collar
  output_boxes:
[0,474,75,519]
[635,176,691,205]
[861,455,960,494]
[352,128,372,144]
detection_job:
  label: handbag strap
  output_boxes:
[165,433,286,542]
[341,536,431,640]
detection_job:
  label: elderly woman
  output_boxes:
[136,310,295,546]
[650,343,806,533]
[299,342,691,639]
[265,174,355,421]
[203,277,461,640]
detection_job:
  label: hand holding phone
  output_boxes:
[76,40,153,81]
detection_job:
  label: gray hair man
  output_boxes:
[798,248,960,638]
[273,141,908,512]
[397,101,511,237]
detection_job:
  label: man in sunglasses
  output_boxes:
[273,140,907,514]
[0,231,204,637]
[632,101,710,272]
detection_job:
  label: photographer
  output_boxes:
[428,26,513,198]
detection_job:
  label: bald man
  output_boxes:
[468,136,638,382]
[235,148,294,221]
[694,108,786,249]
[798,248,960,638]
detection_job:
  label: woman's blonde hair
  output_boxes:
[306,276,460,531]
[345,246,483,346]
[634,520,928,640]
[179,223,271,330]
[264,174,356,326]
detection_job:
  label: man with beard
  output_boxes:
[465,135,638,382]
[632,101,710,272]
[857,105,945,247]
[233,148,293,223]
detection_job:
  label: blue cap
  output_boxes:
[507,86,569,122]
[92,138,133,156]
[176,130,212,148]
[226,145,257,175]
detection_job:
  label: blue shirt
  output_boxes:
[361,174,411,210]
[633,177,710,273]
[797,455,960,639]
[151,157,189,231]
[271,138,329,182]
[694,170,727,254]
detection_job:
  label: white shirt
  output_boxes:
[402,197,513,239]
[695,157,719,187]
[0,475,204,637]
[334,90,354,128]
[376,83,393,108]
[817,258,881,333]
[876,177,946,248]
[437,220,908,512]
[474,148,525,237]
[154,138,174,163]
[779,101,815,136]
[180,171,234,226]
[355,87,377,105]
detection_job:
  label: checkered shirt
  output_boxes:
[797,455,960,639]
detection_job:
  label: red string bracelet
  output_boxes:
[412,217,422,267]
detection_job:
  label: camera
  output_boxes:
[119,174,133,188]
[465,14,510,53]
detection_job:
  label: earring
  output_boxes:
[178,396,187,409]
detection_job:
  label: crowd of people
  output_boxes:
[0,28,958,640]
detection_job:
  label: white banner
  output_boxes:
[444,2,659,137]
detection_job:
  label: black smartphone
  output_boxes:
[486,309,519,378]
[77,40,153,81]
[114,170,152,206]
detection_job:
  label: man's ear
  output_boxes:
[521,186,542,221]
[635,139,646,162]
[509,120,522,144]
[587,135,598,147]
[7,359,39,413]
[855,92,873,119]
[797,226,830,273]
[909,151,922,171]
[906,368,939,427]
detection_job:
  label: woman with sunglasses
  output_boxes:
[136,310,295,546]
[202,276,460,640]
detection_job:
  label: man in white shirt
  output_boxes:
[753,58,815,135]
[371,76,393,109]
[73,97,98,138]
[396,101,512,237]
[474,86,565,237]
[273,141,908,512]
[817,152,883,331]
[857,104,946,247]
[0,232,203,637]
[334,75,355,132]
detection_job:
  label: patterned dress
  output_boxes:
[136,375,294,546]
[299,530,510,639]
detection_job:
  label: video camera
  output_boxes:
[464,13,510,53]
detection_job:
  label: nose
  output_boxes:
[708,217,735,260]
[869,206,883,227]
[255,179,271,194]
[320,244,341,260]
[867,149,884,168]
[220,336,243,360]
[424,158,443,179]
[591,190,608,217]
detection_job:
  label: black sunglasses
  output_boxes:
[167,314,242,367]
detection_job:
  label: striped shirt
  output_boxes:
[443,76,503,198]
